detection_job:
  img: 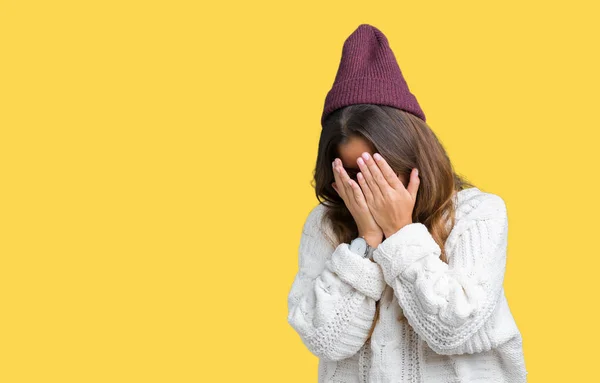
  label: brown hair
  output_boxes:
[312,104,476,340]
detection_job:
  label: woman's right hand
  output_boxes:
[331,158,383,247]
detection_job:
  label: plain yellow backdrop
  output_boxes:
[1,1,598,382]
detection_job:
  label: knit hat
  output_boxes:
[321,24,426,127]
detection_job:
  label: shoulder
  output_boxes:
[301,203,331,238]
[445,188,508,252]
[303,203,327,232]
[302,203,336,248]
[303,190,507,247]
[454,187,507,222]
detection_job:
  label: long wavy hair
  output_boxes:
[312,104,476,340]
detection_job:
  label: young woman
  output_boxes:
[286,24,528,383]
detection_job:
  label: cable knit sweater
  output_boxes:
[287,187,528,382]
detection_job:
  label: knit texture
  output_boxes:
[287,187,528,382]
[321,24,426,127]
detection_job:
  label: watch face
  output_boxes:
[350,237,367,255]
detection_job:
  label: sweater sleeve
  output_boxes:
[287,204,387,361]
[372,194,508,355]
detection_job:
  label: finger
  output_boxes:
[406,168,420,201]
[332,159,348,200]
[372,153,404,191]
[337,163,354,196]
[357,154,384,200]
[334,159,353,200]
[361,152,393,195]
[346,178,367,207]
[356,172,374,206]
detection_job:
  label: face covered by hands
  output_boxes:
[353,151,420,238]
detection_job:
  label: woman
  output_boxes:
[286,24,528,382]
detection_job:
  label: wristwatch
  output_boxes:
[349,236,374,260]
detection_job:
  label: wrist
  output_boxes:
[362,235,382,248]
[384,221,413,238]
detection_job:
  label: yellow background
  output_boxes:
[1,1,598,381]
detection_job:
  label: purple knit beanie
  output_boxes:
[321,24,426,127]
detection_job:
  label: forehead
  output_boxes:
[337,135,375,168]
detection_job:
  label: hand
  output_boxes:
[354,152,420,238]
[331,158,383,246]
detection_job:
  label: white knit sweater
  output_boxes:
[287,187,528,382]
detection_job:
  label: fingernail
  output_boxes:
[362,152,370,160]
[374,153,382,161]
[415,168,419,176]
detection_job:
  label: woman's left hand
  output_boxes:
[355,152,420,238]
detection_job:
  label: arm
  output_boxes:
[287,204,386,361]
[372,194,508,355]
